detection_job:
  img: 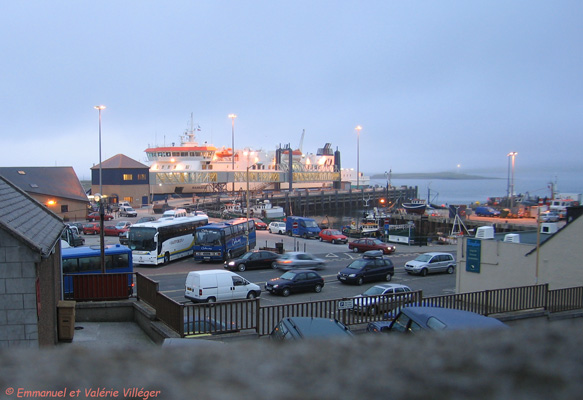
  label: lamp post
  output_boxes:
[355,125,362,190]
[228,114,237,195]
[94,105,106,195]
[94,193,106,273]
[94,105,106,274]
[507,152,518,209]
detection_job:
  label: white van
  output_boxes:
[184,270,261,303]
[162,208,188,219]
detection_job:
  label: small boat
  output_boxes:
[221,203,244,218]
[402,199,427,215]
[245,200,285,219]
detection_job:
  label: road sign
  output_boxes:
[338,300,354,310]
[293,222,299,229]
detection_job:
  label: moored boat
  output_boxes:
[402,199,427,215]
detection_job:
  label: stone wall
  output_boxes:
[0,230,39,347]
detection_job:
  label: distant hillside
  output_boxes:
[370,172,500,180]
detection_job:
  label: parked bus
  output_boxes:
[61,244,133,296]
[194,218,256,262]
[128,215,209,265]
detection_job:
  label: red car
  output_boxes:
[319,229,348,244]
[103,221,132,236]
[86,212,114,222]
[348,238,396,255]
[82,222,101,235]
[250,218,268,230]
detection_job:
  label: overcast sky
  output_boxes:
[1,1,581,184]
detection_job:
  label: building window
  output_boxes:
[138,174,147,180]
[123,197,133,203]
[123,174,133,181]
[61,205,69,213]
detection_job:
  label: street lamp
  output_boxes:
[93,193,106,273]
[355,125,362,190]
[94,105,106,195]
[94,105,106,273]
[228,114,237,195]
[507,152,518,208]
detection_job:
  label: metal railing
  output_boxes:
[127,273,583,337]
[63,273,133,301]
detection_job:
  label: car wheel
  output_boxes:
[352,247,359,253]
[369,306,378,316]
[272,262,278,269]
[385,273,392,282]
[269,229,273,233]
[446,266,454,274]
[207,297,216,303]
[238,264,246,272]
[282,288,291,297]
[246,291,257,299]
[164,252,170,264]
[303,233,308,239]
[314,284,322,293]
[332,239,337,244]
[420,268,428,277]
[356,277,364,285]
[319,237,323,242]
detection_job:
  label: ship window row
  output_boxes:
[147,151,213,158]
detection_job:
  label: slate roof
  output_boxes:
[0,176,65,257]
[0,167,88,202]
[91,154,149,170]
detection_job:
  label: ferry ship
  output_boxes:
[145,121,358,197]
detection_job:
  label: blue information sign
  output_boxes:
[466,238,481,273]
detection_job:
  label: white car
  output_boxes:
[352,283,413,316]
[268,221,286,234]
[404,252,456,276]
[539,211,560,222]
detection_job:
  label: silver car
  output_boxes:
[272,252,325,270]
[404,252,456,276]
[352,283,413,316]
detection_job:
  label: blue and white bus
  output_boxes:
[128,215,208,265]
[61,244,133,296]
[194,218,256,262]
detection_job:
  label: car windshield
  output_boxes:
[128,227,157,251]
[280,271,297,280]
[346,259,368,270]
[363,286,385,296]
[115,222,127,228]
[415,254,433,262]
[304,220,319,228]
[372,239,384,245]
[195,229,222,246]
[240,252,254,260]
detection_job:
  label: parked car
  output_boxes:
[224,250,280,272]
[266,270,324,297]
[319,229,348,244]
[68,222,86,232]
[348,238,396,254]
[268,221,286,234]
[272,252,325,270]
[119,231,129,245]
[352,283,413,316]
[270,317,353,340]
[137,216,156,224]
[404,252,456,276]
[119,206,138,218]
[539,211,560,222]
[474,206,500,217]
[185,270,261,303]
[184,317,239,337]
[250,218,268,230]
[366,320,393,333]
[86,212,114,222]
[337,250,394,285]
[82,222,101,235]
[104,221,132,236]
[387,306,508,333]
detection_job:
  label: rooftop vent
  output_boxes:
[475,226,495,239]
[541,223,559,234]
[503,233,520,243]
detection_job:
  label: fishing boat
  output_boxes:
[401,199,427,215]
